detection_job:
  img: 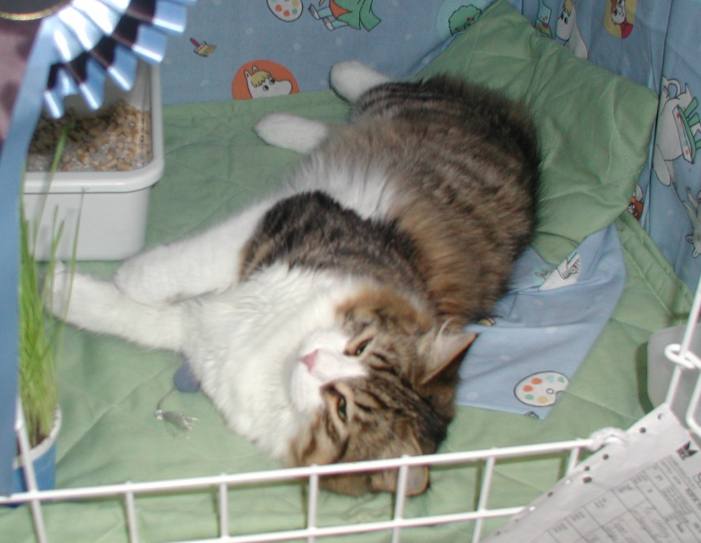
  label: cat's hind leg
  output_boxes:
[50,264,185,351]
[330,61,390,103]
[254,113,328,154]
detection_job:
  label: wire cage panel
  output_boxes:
[5,249,701,543]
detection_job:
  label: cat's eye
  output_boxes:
[336,395,348,422]
[350,338,371,357]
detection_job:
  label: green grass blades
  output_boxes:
[19,122,76,447]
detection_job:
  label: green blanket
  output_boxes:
[2,2,691,540]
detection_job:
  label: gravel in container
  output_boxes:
[28,100,152,173]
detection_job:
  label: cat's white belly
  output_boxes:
[290,154,396,221]
[181,264,359,459]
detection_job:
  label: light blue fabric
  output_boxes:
[457,225,626,419]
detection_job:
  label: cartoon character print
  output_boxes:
[653,78,701,186]
[308,0,381,32]
[245,66,293,99]
[540,250,581,290]
[267,0,304,22]
[232,61,300,100]
[190,37,216,57]
[448,5,482,36]
[627,185,644,221]
[605,0,636,39]
[556,0,588,59]
[535,0,553,38]
[684,189,701,258]
[514,371,569,409]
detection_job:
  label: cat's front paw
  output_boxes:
[330,61,389,103]
[46,265,113,329]
[114,251,169,305]
[254,113,328,154]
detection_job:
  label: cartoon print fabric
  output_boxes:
[160,1,701,292]
[161,1,440,106]
[458,225,626,419]
[522,1,701,292]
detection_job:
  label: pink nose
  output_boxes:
[301,350,318,371]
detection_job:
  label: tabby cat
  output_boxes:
[50,61,539,496]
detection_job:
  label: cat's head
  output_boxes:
[287,286,475,496]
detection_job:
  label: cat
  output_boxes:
[49,61,539,496]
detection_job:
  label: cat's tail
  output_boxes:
[49,263,185,352]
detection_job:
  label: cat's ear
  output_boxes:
[419,330,477,386]
[369,433,428,496]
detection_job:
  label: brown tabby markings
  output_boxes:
[256,75,539,494]
[319,76,539,324]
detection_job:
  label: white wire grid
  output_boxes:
[4,280,701,543]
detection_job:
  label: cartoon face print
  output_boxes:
[610,0,626,24]
[515,371,569,407]
[448,5,482,36]
[605,0,636,39]
[268,0,303,22]
[556,0,588,59]
[245,66,293,98]
[556,0,574,40]
[232,60,299,100]
[436,1,491,40]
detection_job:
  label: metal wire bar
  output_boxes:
[124,488,140,543]
[564,446,582,475]
[666,277,701,405]
[685,372,701,437]
[0,436,602,507]
[471,456,497,543]
[219,481,229,539]
[390,459,410,543]
[14,397,48,543]
[306,471,319,543]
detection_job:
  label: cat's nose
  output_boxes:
[301,350,318,371]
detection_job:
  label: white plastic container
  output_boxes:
[23,62,163,261]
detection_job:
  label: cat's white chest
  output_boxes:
[182,264,356,458]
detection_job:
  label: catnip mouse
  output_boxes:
[49,61,539,496]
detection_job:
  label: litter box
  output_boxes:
[23,61,164,261]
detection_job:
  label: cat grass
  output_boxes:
[19,124,75,447]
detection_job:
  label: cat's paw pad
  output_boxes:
[330,61,389,102]
[255,113,327,154]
